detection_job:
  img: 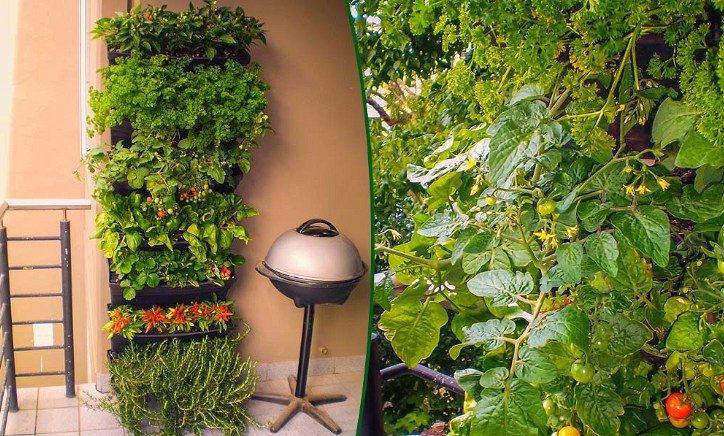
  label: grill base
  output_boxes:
[250,375,346,434]
[249,304,347,434]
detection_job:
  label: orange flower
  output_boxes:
[168,304,186,324]
[142,307,168,333]
[212,304,233,322]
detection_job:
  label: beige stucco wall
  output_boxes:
[3,0,89,386]
[5,0,370,386]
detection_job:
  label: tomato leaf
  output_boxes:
[379,297,448,367]
[126,167,150,189]
[468,270,534,307]
[454,368,484,396]
[666,184,724,223]
[449,319,516,359]
[528,305,590,352]
[556,242,583,284]
[602,312,653,356]
[651,98,698,148]
[675,130,724,168]
[514,346,558,384]
[578,200,612,232]
[609,245,653,296]
[487,101,548,186]
[585,232,620,276]
[702,339,724,365]
[575,380,624,436]
[666,311,704,351]
[479,367,509,389]
[469,379,547,436]
[611,206,670,268]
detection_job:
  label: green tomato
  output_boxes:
[537,198,556,216]
[691,412,709,430]
[571,361,595,384]
[684,362,698,380]
[666,351,682,372]
[718,259,724,275]
[542,398,556,416]
[483,196,497,206]
[593,335,609,349]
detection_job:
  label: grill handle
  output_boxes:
[296,218,338,237]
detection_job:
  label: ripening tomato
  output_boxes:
[669,416,689,429]
[665,392,692,419]
[558,426,580,436]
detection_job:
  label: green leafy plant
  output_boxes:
[92,0,265,59]
[87,55,269,146]
[355,0,724,434]
[103,299,235,340]
[96,335,258,435]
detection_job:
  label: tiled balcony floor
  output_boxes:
[6,372,363,435]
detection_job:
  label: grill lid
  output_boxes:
[263,218,366,283]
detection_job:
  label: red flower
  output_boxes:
[212,304,233,322]
[111,316,131,334]
[142,307,168,333]
[189,302,202,320]
[169,304,186,324]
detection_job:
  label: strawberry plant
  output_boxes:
[355,0,724,434]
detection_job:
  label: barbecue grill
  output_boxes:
[252,219,367,434]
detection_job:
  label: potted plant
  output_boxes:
[86,6,269,302]
[99,335,259,435]
[92,0,265,62]
[86,3,268,432]
[356,0,724,434]
[103,299,235,352]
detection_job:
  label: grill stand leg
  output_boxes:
[250,304,346,434]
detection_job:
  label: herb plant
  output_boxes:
[355,0,724,434]
[97,335,258,435]
[87,55,269,146]
[92,0,265,60]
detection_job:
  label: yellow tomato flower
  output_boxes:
[636,184,651,195]
[657,177,670,191]
[624,184,636,196]
[533,229,553,241]
[565,225,579,239]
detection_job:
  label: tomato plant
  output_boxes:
[357,0,724,434]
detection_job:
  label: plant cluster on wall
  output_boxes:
[355,0,724,434]
[85,1,269,434]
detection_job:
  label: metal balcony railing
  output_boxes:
[0,198,91,433]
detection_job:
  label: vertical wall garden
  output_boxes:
[355,0,724,435]
[85,1,269,433]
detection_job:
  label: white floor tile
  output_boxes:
[35,407,79,433]
[16,387,38,410]
[79,405,121,430]
[37,386,79,409]
[4,409,36,435]
[81,430,124,436]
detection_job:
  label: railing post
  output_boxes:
[0,227,19,411]
[59,221,75,398]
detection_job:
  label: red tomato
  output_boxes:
[665,392,692,419]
